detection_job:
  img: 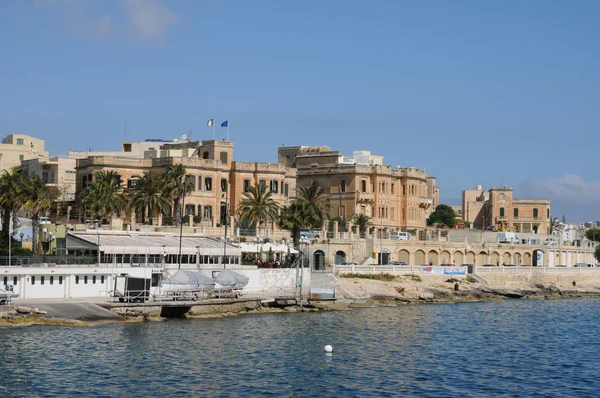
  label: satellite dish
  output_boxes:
[181,134,188,141]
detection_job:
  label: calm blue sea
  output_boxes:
[1,299,600,397]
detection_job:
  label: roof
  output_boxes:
[66,231,241,256]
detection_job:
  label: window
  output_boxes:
[204,177,213,191]
[361,180,367,192]
[220,151,228,164]
[547,209,550,218]
[2,277,6,285]
[281,181,285,194]
[197,176,202,191]
[204,205,213,220]
[259,179,266,189]
[101,275,105,284]
[84,275,88,284]
[17,138,24,145]
[59,276,63,285]
[403,185,406,196]
[12,276,17,286]
[75,276,79,284]
[270,180,278,193]
[340,180,346,193]
[500,207,505,217]
[203,151,209,159]
[284,183,289,197]
[243,179,251,193]
[50,276,54,285]
[500,193,505,200]
[19,155,24,161]
[514,208,519,218]
[31,276,35,285]
[220,202,228,226]
[123,143,132,152]
[339,205,345,218]
[221,178,228,192]
[391,184,395,194]
[185,204,195,216]
[185,175,195,190]
[127,178,139,188]
[533,208,539,218]
[93,275,97,284]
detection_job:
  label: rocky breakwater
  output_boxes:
[0,305,82,326]
[334,273,600,306]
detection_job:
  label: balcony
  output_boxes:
[357,192,375,203]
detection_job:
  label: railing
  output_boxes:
[0,256,96,266]
[475,266,600,275]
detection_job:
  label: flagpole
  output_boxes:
[227,121,230,141]
[213,118,215,140]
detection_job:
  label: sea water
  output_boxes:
[1,299,599,397]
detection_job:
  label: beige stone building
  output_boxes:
[20,157,77,201]
[0,134,48,172]
[462,185,551,234]
[75,139,296,227]
[278,146,439,238]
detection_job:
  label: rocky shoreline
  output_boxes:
[2,276,600,327]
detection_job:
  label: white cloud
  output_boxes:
[37,0,178,42]
[518,174,600,204]
[120,0,177,41]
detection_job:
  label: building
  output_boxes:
[0,134,49,172]
[68,138,181,159]
[278,146,439,238]
[20,157,77,201]
[462,185,551,234]
[75,139,297,227]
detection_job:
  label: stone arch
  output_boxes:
[503,252,512,265]
[415,250,425,265]
[313,250,325,270]
[523,252,532,266]
[514,253,521,266]
[441,251,452,264]
[454,251,464,265]
[466,251,476,264]
[427,250,439,265]
[478,251,488,266]
[334,251,346,265]
[491,252,500,265]
[398,249,410,264]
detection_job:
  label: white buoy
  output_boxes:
[324,345,333,353]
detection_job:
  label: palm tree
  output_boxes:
[350,213,372,235]
[296,181,331,228]
[23,176,59,255]
[77,171,126,223]
[236,183,280,233]
[278,201,313,248]
[0,168,28,241]
[127,171,171,225]
[162,164,194,226]
[550,217,564,235]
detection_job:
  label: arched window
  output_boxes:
[533,208,539,218]
[500,207,505,217]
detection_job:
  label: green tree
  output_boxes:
[550,218,564,235]
[296,181,331,228]
[350,213,373,234]
[585,228,600,242]
[162,164,194,227]
[278,201,313,248]
[426,204,456,228]
[77,171,127,223]
[0,168,28,242]
[23,176,59,255]
[236,183,280,232]
[329,216,347,232]
[127,171,172,225]
[595,245,600,262]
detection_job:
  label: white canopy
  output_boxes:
[239,242,298,254]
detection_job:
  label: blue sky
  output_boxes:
[1,0,599,221]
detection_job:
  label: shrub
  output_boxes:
[411,275,422,282]
[340,273,396,281]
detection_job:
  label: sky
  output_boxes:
[1,0,599,222]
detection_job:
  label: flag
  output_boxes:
[221,120,228,127]
[207,119,214,127]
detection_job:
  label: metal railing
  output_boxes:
[0,255,96,266]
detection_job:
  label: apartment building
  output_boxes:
[76,139,296,227]
[278,146,439,237]
[20,157,77,201]
[462,185,551,234]
[0,134,49,172]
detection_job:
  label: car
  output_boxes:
[440,263,455,267]
[503,264,516,267]
[299,229,320,239]
[339,262,358,266]
[390,261,408,266]
[482,264,496,267]
[39,217,51,225]
[556,264,567,267]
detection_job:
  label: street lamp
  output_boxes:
[253,235,263,266]
[298,236,311,306]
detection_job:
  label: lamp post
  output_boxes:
[42,228,48,256]
[298,236,311,307]
[97,230,100,267]
[254,235,263,266]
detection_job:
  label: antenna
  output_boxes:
[124,124,127,141]
[181,130,192,142]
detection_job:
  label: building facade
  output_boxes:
[279,146,439,238]
[462,185,551,234]
[75,139,297,227]
[20,157,77,201]
[0,134,49,172]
